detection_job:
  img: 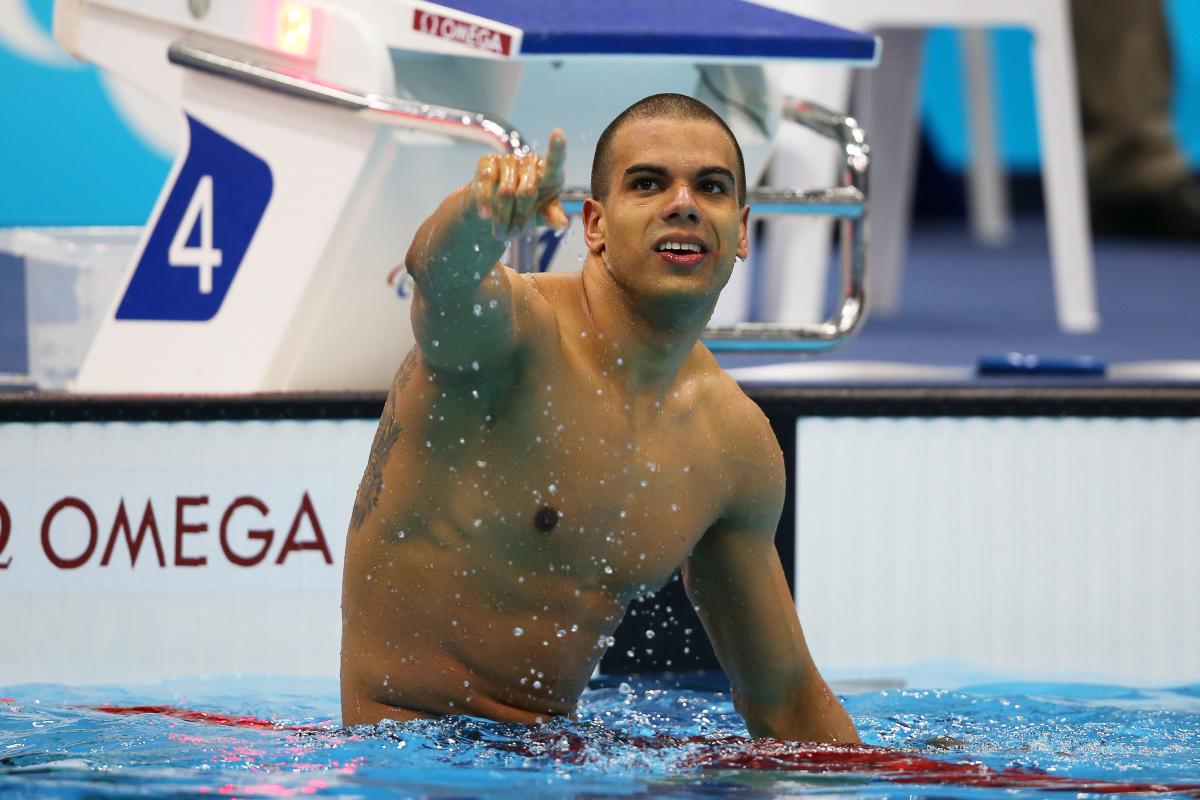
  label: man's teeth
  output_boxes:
[658,242,703,253]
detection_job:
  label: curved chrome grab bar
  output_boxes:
[166,43,869,352]
[168,42,529,155]
[703,99,870,352]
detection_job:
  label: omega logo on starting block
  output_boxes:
[412,9,513,56]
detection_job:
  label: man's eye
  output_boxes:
[634,178,657,191]
[700,181,726,194]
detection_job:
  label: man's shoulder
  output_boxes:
[690,358,780,462]
[513,271,581,327]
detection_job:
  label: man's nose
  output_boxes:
[661,183,701,224]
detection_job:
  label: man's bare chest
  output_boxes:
[398,375,724,596]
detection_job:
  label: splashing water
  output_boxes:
[2,676,1199,798]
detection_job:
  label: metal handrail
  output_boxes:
[166,42,869,352]
[702,99,870,352]
[167,42,529,155]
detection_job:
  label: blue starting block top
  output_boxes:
[426,0,877,63]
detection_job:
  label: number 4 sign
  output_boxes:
[117,116,272,321]
[169,175,223,295]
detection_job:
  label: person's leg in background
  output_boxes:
[1071,0,1200,239]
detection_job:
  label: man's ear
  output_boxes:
[736,204,751,261]
[582,198,606,254]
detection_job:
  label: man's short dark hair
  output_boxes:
[590,93,747,207]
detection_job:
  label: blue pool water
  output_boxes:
[1,674,1198,798]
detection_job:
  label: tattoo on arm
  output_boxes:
[350,351,419,532]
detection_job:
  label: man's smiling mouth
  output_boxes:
[653,236,709,268]
[656,241,705,254]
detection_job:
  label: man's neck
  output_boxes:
[576,256,715,400]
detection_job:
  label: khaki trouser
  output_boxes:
[1071,0,1190,198]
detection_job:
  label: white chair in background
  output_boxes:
[753,0,1098,334]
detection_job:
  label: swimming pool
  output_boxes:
[2,673,1197,798]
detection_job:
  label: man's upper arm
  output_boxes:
[683,413,801,701]
[683,406,858,742]
[409,259,526,377]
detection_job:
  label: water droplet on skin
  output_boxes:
[619,511,627,519]
[683,465,691,473]
[473,519,482,527]
[618,682,632,695]
[432,340,440,347]
[473,304,482,316]
[548,483,557,494]
[366,573,373,581]
[472,244,481,253]
[616,358,624,366]
[477,460,487,468]
[671,504,679,512]
[425,441,432,448]
[471,361,480,371]
[463,680,471,687]
[489,300,498,309]
[603,565,613,575]
[397,530,406,539]
[556,629,566,638]
[513,627,524,637]
[645,629,656,639]
[639,480,648,488]
[626,649,635,658]
[533,680,543,689]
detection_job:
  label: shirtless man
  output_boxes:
[341,93,858,744]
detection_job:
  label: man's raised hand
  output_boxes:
[473,130,569,240]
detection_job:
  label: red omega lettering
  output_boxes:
[174,496,208,567]
[276,492,332,565]
[100,499,166,567]
[220,496,273,567]
[0,499,11,568]
[41,497,98,569]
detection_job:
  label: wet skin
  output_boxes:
[342,117,858,743]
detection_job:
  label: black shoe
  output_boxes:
[1091,178,1200,241]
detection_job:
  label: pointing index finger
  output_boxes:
[543,129,566,182]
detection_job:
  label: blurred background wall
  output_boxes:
[1,0,1197,227]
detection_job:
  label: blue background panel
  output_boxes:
[0,1,171,227]
[431,0,877,61]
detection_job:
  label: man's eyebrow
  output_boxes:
[623,163,669,177]
[696,166,736,185]
[623,164,737,185]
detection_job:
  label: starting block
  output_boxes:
[54,0,878,393]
